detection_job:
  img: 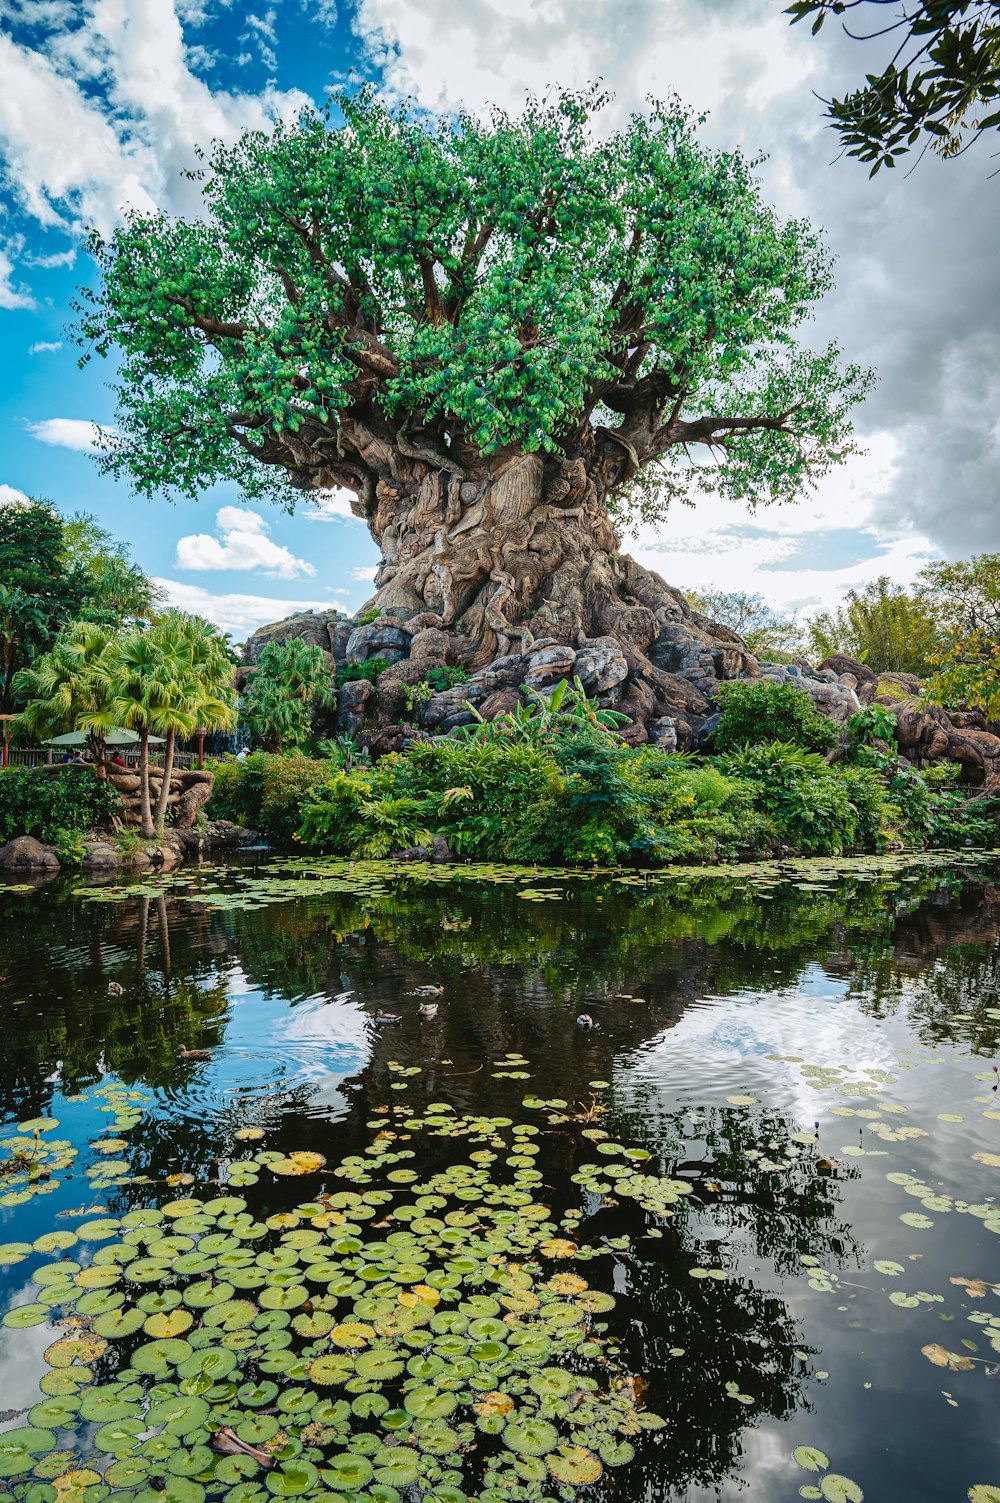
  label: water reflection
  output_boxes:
[0,860,998,1500]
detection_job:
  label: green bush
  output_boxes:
[336,658,389,688]
[714,679,839,753]
[209,753,335,842]
[715,742,890,854]
[0,767,123,846]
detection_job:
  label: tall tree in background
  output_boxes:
[684,589,803,657]
[78,88,868,682]
[917,552,1000,637]
[807,575,940,673]
[0,497,159,711]
[788,0,1000,171]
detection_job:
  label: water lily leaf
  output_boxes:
[503,1417,559,1457]
[330,1321,375,1348]
[320,1455,374,1491]
[820,1476,864,1503]
[145,1309,194,1339]
[27,1398,79,1429]
[4,1303,50,1329]
[147,1394,211,1436]
[873,1261,904,1277]
[968,1488,1000,1503]
[93,1419,147,1457]
[372,1452,420,1487]
[793,1447,830,1472]
[547,1444,602,1485]
[921,1343,974,1371]
[265,1461,319,1497]
[0,1241,34,1266]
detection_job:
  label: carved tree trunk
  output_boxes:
[329,424,756,743]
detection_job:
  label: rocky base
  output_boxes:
[0,819,263,878]
[243,598,1000,785]
[105,767,215,830]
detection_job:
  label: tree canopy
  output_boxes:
[807,574,940,674]
[787,0,1000,170]
[77,87,869,525]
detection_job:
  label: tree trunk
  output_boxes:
[153,728,176,838]
[335,439,757,747]
[138,730,154,839]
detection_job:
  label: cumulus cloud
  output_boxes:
[155,577,331,637]
[26,417,116,451]
[351,565,377,582]
[0,2,310,236]
[175,505,317,579]
[0,484,32,508]
[28,340,62,353]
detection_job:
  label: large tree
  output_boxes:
[78,87,868,693]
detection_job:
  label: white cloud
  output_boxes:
[28,247,76,268]
[175,505,317,579]
[303,487,360,523]
[155,577,332,638]
[26,417,115,451]
[0,4,310,237]
[0,484,32,508]
[351,565,377,582]
[0,245,35,309]
[28,340,62,353]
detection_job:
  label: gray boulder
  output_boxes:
[0,835,59,872]
[345,620,412,665]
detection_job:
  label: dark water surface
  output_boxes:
[2,856,1000,1503]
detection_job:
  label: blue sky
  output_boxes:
[1,0,996,640]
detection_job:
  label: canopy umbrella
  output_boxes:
[42,728,165,748]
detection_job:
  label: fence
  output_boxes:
[1,748,200,772]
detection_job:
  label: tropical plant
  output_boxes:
[242,638,334,752]
[454,677,629,746]
[335,658,389,688]
[806,575,940,675]
[316,735,372,770]
[108,613,237,837]
[76,86,869,676]
[788,0,1000,171]
[713,679,839,753]
[12,621,119,769]
[715,741,891,853]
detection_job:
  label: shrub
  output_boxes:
[714,679,839,753]
[0,767,123,845]
[209,753,335,842]
[715,742,890,854]
[336,658,389,688]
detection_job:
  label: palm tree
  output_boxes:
[0,584,52,714]
[109,614,237,838]
[13,621,118,770]
[149,614,237,837]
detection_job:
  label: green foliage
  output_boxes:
[423,665,469,691]
[714,679,839,753]
[917,552,1000,639]
[78,87,868,524]
[788,0,1000,172]
[335,658,389,688]
[0,768,122,845]
[0,499,158,713]
[925,630,1000,719]
[355,607,382,627]
[685,589,802,657]
[715,742,891,855]
[316,735,371,770]
[806,576,940,676]
[242,639,334,752]
[210,753,335,841]
[454,677,629,746]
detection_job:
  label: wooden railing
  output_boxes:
[1,748,200,771]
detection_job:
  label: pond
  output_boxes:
[1,854,1000,1503]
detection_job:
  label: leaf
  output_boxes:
[921,1343,974,1371]
[793,1448,831,1472]
[820,1475,864,1503]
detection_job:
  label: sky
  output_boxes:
[0,0,996,641]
